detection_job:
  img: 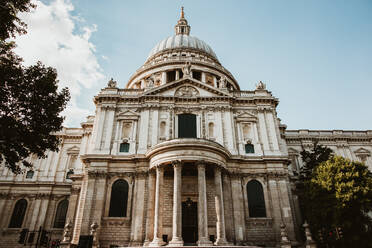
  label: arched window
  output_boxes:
[208,122,214,138]
[247,180,266,217]
[9,199,27,228]
[54,199,68,228]
[245,144,255,154]
[119,142,130,153]
[109,180,129,217]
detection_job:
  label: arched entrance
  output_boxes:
[182,198,198,245]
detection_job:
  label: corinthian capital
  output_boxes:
[172,160,182,168]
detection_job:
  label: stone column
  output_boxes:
[197,163,213,246]
[214,167,229,245]
[201,72,206,83]
[169,161,183,246]
[162,71,167,85]
[144,171,156,246]
[149,166,166,247]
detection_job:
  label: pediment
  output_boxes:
[67,145,80,155]
[235,111,257,122]
[116,109,140,120]
[143,77,231,97]
[288,147,300,155]
[354,148,370,155]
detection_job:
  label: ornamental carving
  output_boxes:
[175,86,199,97]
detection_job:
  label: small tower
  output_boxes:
[175,7,190,35]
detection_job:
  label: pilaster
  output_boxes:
[214,167,229,246]
[130,171,147,246]
[230,174,246,244]
[144,171,156,246]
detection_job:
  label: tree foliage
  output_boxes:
[0,0,70,174]
[0,0,36,40]
[297,143,372,247]
[299,142,333,180]
[296,142,333,223]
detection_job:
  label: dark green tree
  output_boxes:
[310,156,372,247]
[295,142,332,244]
[0,0,70,174]
[297,142,372,247]
[299,142,333,180]
[0,0,36,40]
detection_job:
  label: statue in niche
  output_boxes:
[146,76,154,88]
[256,80,266,90]
[218,76,227,88]
[107,78,117,88]
[182,61,192,77]
[175,86,199,97]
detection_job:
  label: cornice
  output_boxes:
[0,181,72,187]
[93,93,279,109]
[229,155,291,165]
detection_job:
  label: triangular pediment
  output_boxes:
[143,77,232,97]
[116,109,140,120]
[354,148,370,155]
[235,111,257,122]
[67,145,80,154]
[288,147,300,154]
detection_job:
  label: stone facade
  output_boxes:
[0,9,371,248]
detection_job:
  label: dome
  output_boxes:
[145,7,218,63]
[147,34,218,61]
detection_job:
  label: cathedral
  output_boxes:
[0,8,371,248]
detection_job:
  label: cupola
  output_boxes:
[175,7,190,35]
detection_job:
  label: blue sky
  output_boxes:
[15,0,372,130]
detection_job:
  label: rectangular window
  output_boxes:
[192,71,201,81]
[120,143,130,153]
[26,171,34,179]
[167,71,176,82]
[245,144,255,154]
[178,114,197,138]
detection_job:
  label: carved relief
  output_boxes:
[175,85,199,97]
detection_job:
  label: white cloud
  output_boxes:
[14,0,105,127]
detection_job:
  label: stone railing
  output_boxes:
[234,91,255,97]
[118,89,143,96]
[285,129,372,137]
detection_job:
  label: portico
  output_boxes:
[147,138,231,246]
